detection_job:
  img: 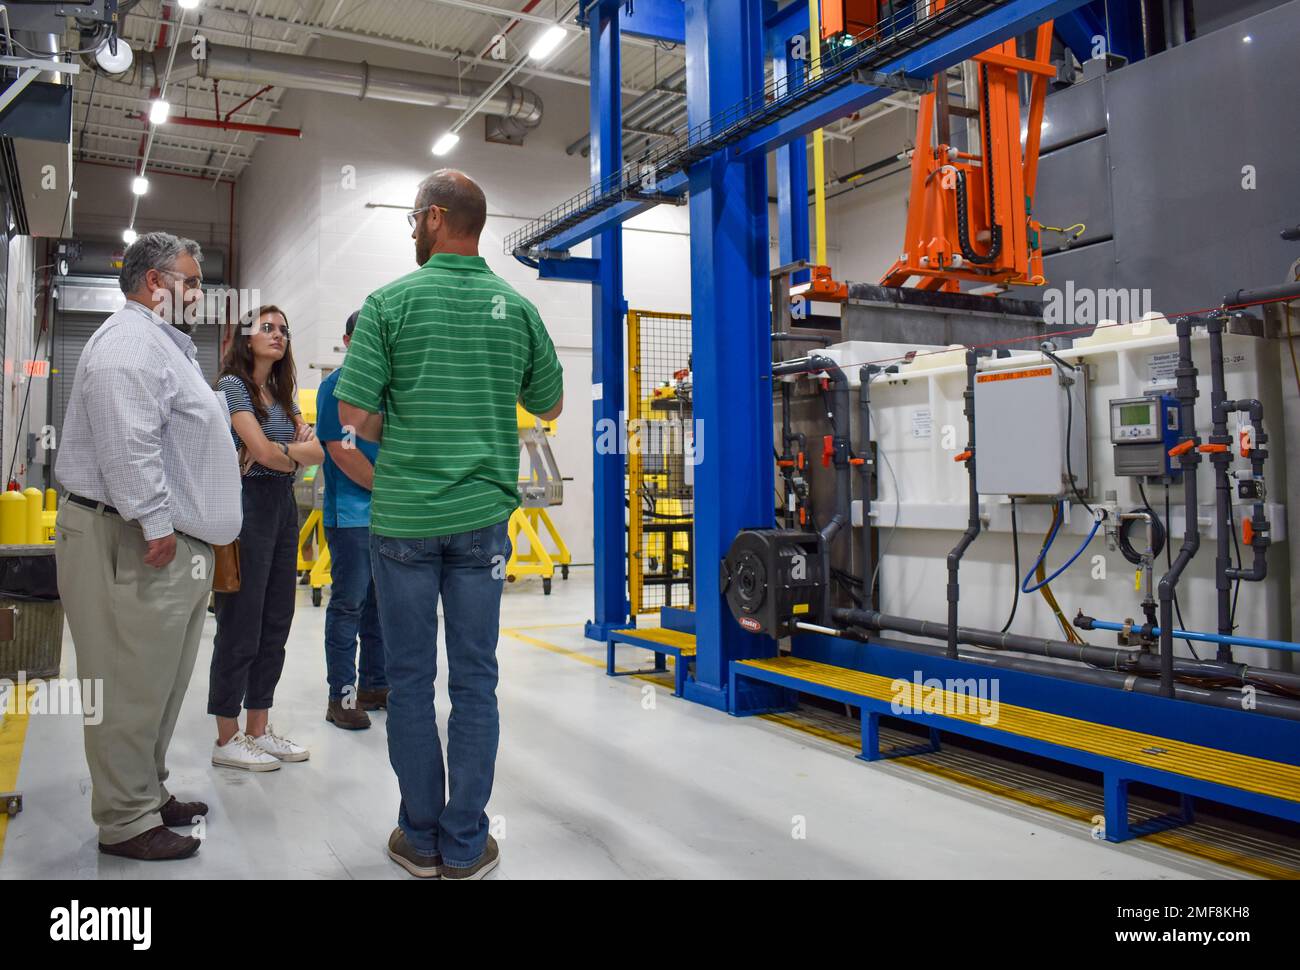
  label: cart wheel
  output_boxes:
[561,565,569,580]
[312,587,322,607]
[543,577,552,595]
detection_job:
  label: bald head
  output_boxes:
[415,169,487,239]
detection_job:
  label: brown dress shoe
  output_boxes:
[99,825,199,861]
[159,795,209,827]
[356,687,389,711]
[326,698,371,730]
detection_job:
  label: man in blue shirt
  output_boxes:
[317,310,387,729]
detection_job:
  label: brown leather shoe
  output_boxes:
[356,687,389,711]
[99,825,199,861]
[159,795,208,827]
[326,698,371,730]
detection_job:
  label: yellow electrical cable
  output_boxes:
[809,0,827,266]
[1035,504,1085,644]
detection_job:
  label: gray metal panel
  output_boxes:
[1103,0,1300,310]
[1035,134,1113,253]
[1019,239,1119,307]
[1039,74,1107,153]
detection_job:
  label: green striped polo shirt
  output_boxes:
[333,253,564,537]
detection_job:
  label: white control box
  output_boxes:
[973,362,1089,497]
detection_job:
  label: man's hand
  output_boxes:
[145,533,177,568]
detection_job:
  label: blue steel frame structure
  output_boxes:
[523,0,1300,840]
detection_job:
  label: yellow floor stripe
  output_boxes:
[507,625,1299,879]
[740,656,1300,802]
[0,686,34,860]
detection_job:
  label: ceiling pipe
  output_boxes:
[127,112,303,138]
[145,43,543,127]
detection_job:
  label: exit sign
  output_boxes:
[24,360,49,378]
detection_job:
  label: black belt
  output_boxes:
[67,493,119,516]
[65,493,209,548]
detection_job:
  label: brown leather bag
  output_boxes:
[212,539,241,593]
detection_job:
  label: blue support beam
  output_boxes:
[772,37,810,280]
[682,0,777,710]
[619,0,686,44]
[764,0,808,53]
[731,0,1095,162]
[583,4,631,643]
[1056,1,1146,64]
[538,256,602,283]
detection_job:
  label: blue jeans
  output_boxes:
[324,525,387,701]
[369,518,511,867]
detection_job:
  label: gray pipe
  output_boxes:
[858,366,876,611]
[864,632,1300,723]
[835,608,1300,715]
[148,44,543,126]
[946,351,981,658]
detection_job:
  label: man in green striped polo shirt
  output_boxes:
[336,169,563,881]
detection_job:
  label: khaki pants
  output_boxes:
[54,501,213,845]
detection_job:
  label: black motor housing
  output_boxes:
[721,529,825,638]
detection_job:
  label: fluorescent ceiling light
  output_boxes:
[178,0,203,9]
[132,176,150,196]
[123,228,138,245]
[432,132,460,156]
[149,99,171,125]
[529,25,566,62]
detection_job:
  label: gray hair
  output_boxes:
[415,169,487,238]
[119,231,203,294]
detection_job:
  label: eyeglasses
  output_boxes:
[157,268,203,289]
[257,320,291,341]
[406,203,448,229]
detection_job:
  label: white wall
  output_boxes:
[236,38,694,562]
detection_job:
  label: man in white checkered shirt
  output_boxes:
[54,231,242,862]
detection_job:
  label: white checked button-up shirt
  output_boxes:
[55,300,243,545]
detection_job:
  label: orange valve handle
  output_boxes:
[849,457,865,466]
[1242,518,1254,545]
[822,435,834,468]
[1168,439,1195,458]
[1197,443,1229,454]
[953,450,973,462]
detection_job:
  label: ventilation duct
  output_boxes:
[144,44,543,128]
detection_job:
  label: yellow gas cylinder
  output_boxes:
[24,487,43,543]
[0,490,27,545]
[42,489,58,543]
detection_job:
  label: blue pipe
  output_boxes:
[1086,619,1300,655]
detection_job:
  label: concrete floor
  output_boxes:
[0,568,1254,879]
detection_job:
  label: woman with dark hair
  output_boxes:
[210,305,324,771]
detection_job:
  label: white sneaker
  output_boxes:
[250,725,309,762]
[212,731,281,772]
